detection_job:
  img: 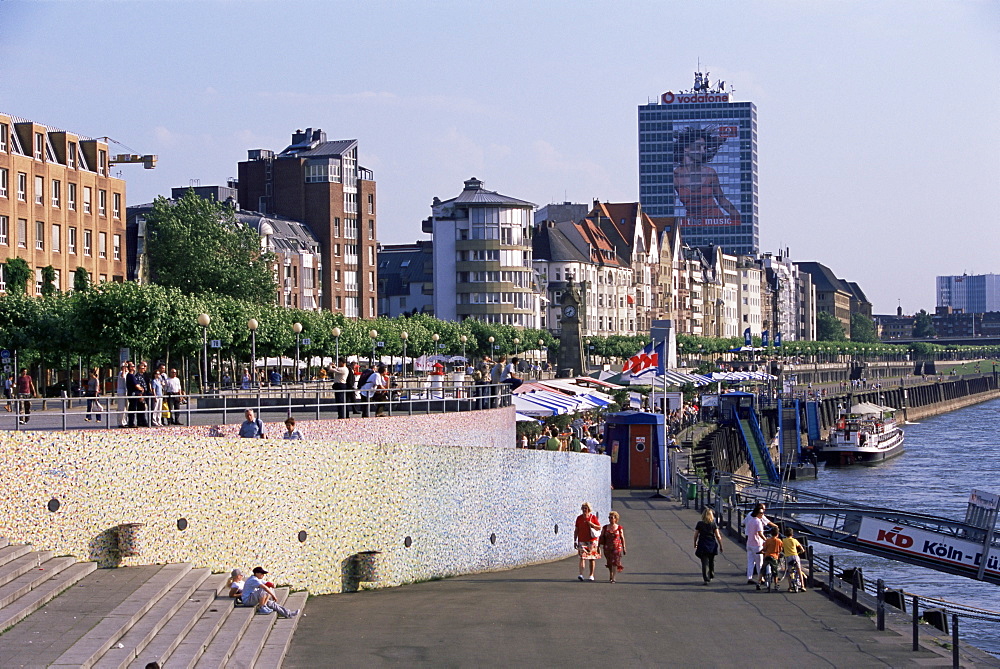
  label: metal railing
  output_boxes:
[6,381,514,431]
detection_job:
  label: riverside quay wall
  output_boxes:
[0,407,610,595]
[805,375,1000,435]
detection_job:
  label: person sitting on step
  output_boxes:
[241,566,299,618]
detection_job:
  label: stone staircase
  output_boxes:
[0,539,306,668]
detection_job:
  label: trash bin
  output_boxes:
[687,483,697,500]
[116,523,147,557]
[354,551,383,582]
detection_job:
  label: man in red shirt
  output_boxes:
[16,368,36,425]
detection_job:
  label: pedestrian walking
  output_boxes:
[599,511,626,583]
[16,368,36,424]
[574,502,601,581]
[693,507,724,584]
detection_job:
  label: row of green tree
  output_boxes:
[0,282,558,371]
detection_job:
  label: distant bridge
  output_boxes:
[882,335,1000,347]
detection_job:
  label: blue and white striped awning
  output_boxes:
[653,371,713,387]
[710,371,777,382]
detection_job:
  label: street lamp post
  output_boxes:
[197,313,211,394]
[369,330,378,366]
[292,322,303,383]
[460,335,468,364]
[248,318,258,388]
[538,338,545,368]
[332,327,341,364]
[401,331,409,378]
[488,336,495,359]
[512,337,520,358]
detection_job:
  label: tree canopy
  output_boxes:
[816,311,847,341]
[913,309,936,338]
[144,189,277,303]
[850,313,879,343]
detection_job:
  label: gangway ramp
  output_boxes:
[736,482,1000,586]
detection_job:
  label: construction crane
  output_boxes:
[96,137,158,169]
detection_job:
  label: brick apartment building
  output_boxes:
[0,114,127,293]
[237,129,377,318]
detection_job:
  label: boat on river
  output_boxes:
[822,402,905,466]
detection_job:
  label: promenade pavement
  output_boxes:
[285,491,976,668]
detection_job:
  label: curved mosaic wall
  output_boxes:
[0,407,610,594]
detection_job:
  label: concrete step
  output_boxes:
[0,538,9,549]
[93,568,213,669]
[50,563,194,669]
[0,560,96,634]
[224,591,288,669]
[186,587,287,669]
[0,543,33,573]
[128,574,228,669]
[252,591,308,668]
[0,549,55,604]
[156,590,237,669]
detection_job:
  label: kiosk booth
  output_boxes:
[603,411,665,489]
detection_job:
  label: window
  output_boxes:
[34,132,44,160]
[368,246,375,265]
[99,231,107,258]
[34,269,42,295]
[68,183,76,210]
[0,168,6,198]
[113,234,121,260]
[113,193,121,219]
[344,218,358,238]
[68,142,76,169]
[51,224,60,252]
[368,219,374,240]
[34,175,43,205]
[0,265,5,292]
[0,123,7,152]
[84,230,92,256]
[334,243,341,256]
[333,269,341,282]
[98,149,107,176]
[17,218,26,248]
[99,274,107,283]
[343,191,357,213]
[17,173,26,201]
[333,217,341,237]
[99,190,107,216]
[83,187,92,213]
[368,270,375,291]
[367,193,374,214]
[68,227,77,254]
[51,180,60,207]
[0,216,7,245]
[35,220,44,250]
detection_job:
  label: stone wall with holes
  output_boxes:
[0,408,610,595]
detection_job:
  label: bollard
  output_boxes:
[807,545,814,588]
[851,569,859,615]
[884,588,907,612]
[952,614,959,669]
[828,555,834,590]
[876,579,885,631]
[921,608,949,634]
[912,594,920,651]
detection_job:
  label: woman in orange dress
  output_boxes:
[600,511,627,583]
[574,502,601,581]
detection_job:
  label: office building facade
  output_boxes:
[936,274,1000,314]
[0,113,127,294]
[638,72,758,256]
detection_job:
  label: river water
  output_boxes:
[786,397,1000,658]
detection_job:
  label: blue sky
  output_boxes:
[2,0,997,314]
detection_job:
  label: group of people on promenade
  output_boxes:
[572,500,806,590]
[101,361,187,428]
[743,502,807,592]
[225,566,300,618]
[235,409,304,440]
[574,503,627,583]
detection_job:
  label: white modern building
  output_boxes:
[423,178,537,326]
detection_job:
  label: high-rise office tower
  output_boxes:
[638,71,758,256]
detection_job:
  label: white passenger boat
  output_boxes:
[822,402,905,466]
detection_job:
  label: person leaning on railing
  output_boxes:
[163,368,184,426]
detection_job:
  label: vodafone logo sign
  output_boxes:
[661,91,730,104]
